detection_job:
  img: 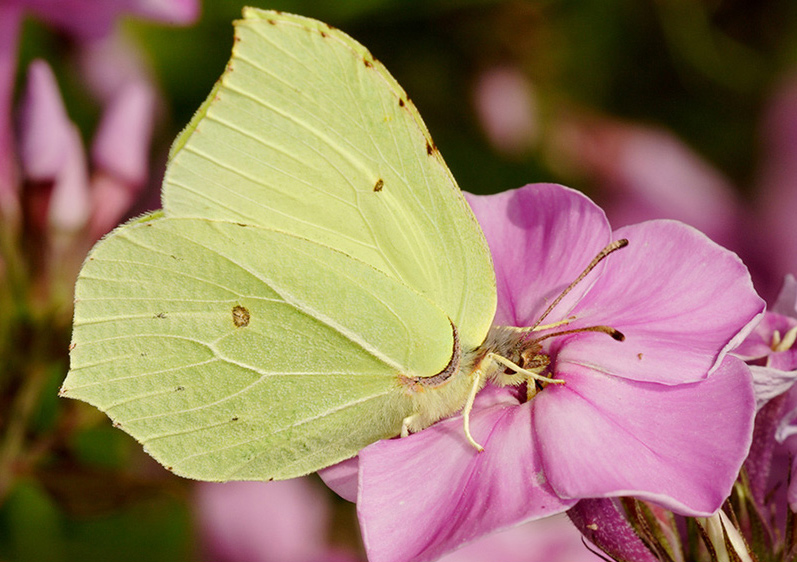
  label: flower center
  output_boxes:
[476,239,629,399]
[771,325,797,352]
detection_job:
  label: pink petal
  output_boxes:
[195,478,336,562]
[757,76,797,289]
[533,357,755,515]
[749,365,797,411]
[48,124,90,233]
[551,115,741,249]
[438,513,599,562]
[17,60,73,181]
[318,456,359,503]
[127,0,200,26]
[357,386,575,562]
[91,79,156,186]
[773,274,797,317]
[26,0,199,40]
[0,3,22,214]
[17,60,90,232]
[465,184,612,326]
[76,33,153,104]
[558,220,764,385]
[472,67,537,156]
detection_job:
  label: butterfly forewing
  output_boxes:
[162,9,496,351]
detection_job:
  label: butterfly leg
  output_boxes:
[461,370,486,452]
[400,414,417,438]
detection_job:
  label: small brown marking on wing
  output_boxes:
[364,58,373,68]
[374,179,384,192]
[399,98,405,107]
[232,305,251,328]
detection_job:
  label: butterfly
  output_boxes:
[61,8,499,481]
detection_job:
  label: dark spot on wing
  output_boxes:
[426,141,437,156]
[155,312,167,319]
[374,179,384,192]
[364,58,373,68]
[398,98,405,107]
[176,386,184,391]
[268,19,276,25]
[320,30,328,38]
[232,305,251,328]
[231,416,239,421]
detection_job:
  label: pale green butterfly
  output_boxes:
[62,8,598,482]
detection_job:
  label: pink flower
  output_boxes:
[550,74,797,302]
[437,513,601,562]
[736,276,797,510]
[196,478,358,562]
[16,0,199,40]
[323,183,763,562]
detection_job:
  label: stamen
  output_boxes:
[489,353,565,386]
[773,325,797,352]
[530,239,628,331]
[520,316,577,332]
[528,325,626,344]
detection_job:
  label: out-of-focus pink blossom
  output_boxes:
[196,478,358,562]
[76,32,154,104]
[323,183,762,562]
[473,67,538,156]
[89,79,156,238]
[18,0,199,40]
[438,513,601,562]
[757,77,797,286]
[17,60,90,234]
[0,3,23,218]
[551,114,742,250]
[550,73,797,302]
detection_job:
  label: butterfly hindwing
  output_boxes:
[63,216,454,480]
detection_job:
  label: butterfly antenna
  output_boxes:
[529,239,628,331]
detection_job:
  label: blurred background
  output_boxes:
[2,0,797,560]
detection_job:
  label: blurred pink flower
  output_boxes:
[13,0,199,40]
[551,113,742,251]
[550,74,797,302]
[196,478,358,562]
[735,276,797,511]
[0,3,23,218]
[0,0,193,257]
[323,183,762,562]
[18,60,91,234]
[473,67,538,156]
[437,513,601,562]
